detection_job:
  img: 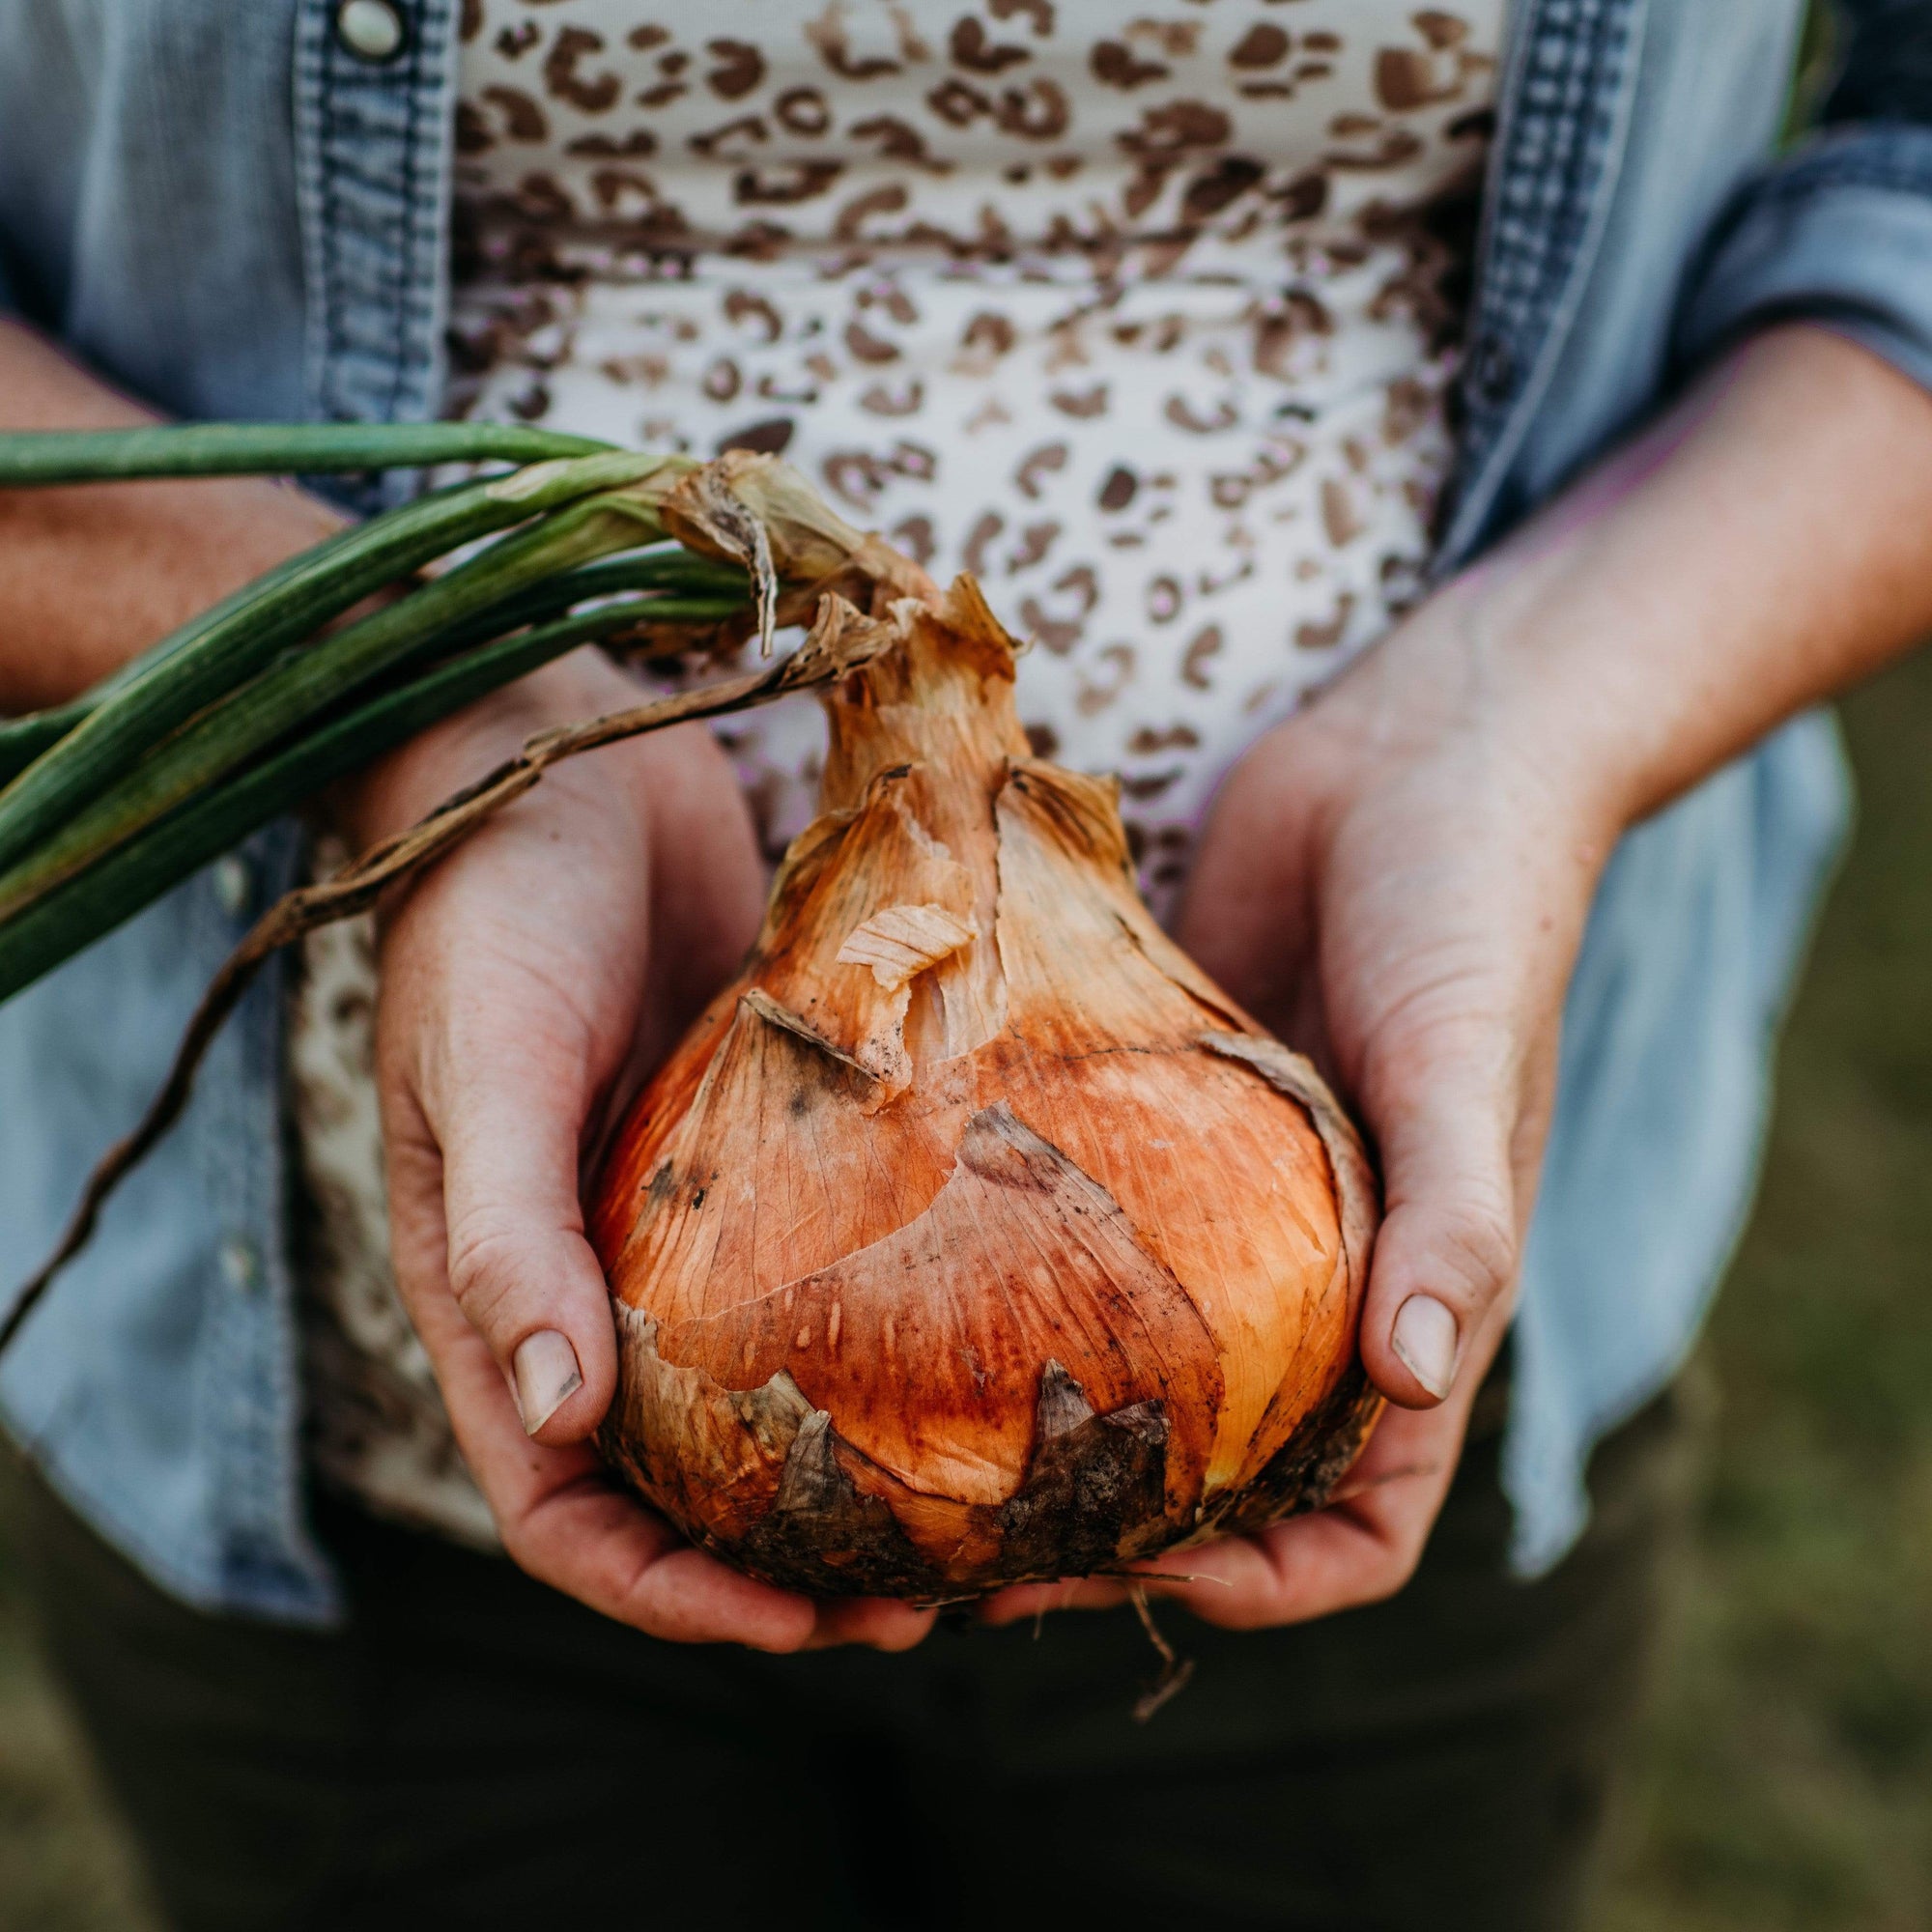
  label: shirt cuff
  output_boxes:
[1675,123,1932,398]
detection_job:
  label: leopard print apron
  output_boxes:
[295,0,1505,1546]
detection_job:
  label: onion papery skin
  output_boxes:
[589,573,1381,1599]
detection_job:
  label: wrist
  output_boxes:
[1434,556,1649,840]
[1304,561,1634,859]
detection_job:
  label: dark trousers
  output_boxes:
[16,1374,1694,1932]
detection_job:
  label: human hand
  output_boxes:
[985,569,1617,1631]
[349,650,934,1653]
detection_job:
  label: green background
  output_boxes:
[3,644,1929,1927]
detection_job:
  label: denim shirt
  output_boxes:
[3,1,1931,1626]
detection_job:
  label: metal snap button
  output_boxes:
[336,0,407,64]
[212,852,254,920]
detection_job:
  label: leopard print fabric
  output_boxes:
[448,0,1502,884]
[295,0,1504,1546]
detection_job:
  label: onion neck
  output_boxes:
[818,583,1030,818]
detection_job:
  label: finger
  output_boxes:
[1172,741,1321,1026]
[589,725,767,1157]
[977,1576,1133,1628]
[1155,1515,1412,1628]
[397,1155,934,1651]
[412,1004,622,1445]
[806,1598,939,1652]
[985,1383,1474,1634]
[405,1258,825,1650]
[1354,1010,1522,1409]
[636,725,766,1042]
[520,1481,821,1649]
[1158,1398,1464,1628]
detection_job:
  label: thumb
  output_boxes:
[389,1045,620,1448]
[1173,732,1321,1025]
[1355,1015,1523,1411]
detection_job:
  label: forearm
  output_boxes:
[0,318,344,713]
[1433,326,1932,835]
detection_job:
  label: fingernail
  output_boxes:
[512,1330,583,1435]
[1391,1294,1460,1400]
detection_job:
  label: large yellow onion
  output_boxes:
[589,463,1381,1599]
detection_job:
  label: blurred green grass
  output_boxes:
[1596,647,1932,1929]
[1,650,1928,1930]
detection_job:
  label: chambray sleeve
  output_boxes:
[1675,1,1932,394]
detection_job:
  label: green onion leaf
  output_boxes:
[0,421,615,486]
[0,488,689,919]
[0,449,685,880]
[0,594,739,1004]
